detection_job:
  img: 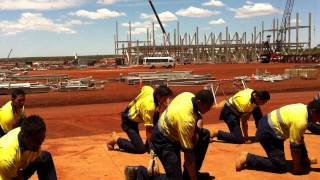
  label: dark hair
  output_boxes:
[308,99,320,113]
[195,89,215,106]
[154,85,173,97]
[255,90,270,101]
[21,115,46,137]
[12,88,25,99]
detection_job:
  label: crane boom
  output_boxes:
[277,0,295,43]
[7,49,13,59]
[148,0,166,35]
[147,0,171,51]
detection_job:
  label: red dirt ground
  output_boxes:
[1,63,319,179]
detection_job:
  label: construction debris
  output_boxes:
[0,73,104,94]
[0,82,50,95]
[284,68,318,79]
[120,71,215,85]
[54,77,105,92]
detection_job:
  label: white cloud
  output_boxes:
[140,11,178,22]
[231,2,281,18]
[121,21,147,28]
[209,18,226,25]
[176,6,220,18]
[130,27,148,35]
[69,8,126,20]
[97,0,127,5]
[246,1,253,5]
[0,12,77,35]
[290,18,302,25]
[157,11,178,22]
[0,0,84,10]
[122,21,163,35]
[202,0,225,7]
[121,20,165,35]
[64,19,84,26]
[140,13,153,20]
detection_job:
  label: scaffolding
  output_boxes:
[115,12,313,64]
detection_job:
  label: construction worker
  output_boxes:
[236,98,320,174]
[0,89,26,137]
[0,115,57,180]
[306,92,320,134]
[107,85,173,154]
[211,88,270,144]
[124,89,215,180]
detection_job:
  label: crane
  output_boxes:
[261,0,295,63]
[148,0,171,46]
[276,0,295,52]
[7,49,13,59]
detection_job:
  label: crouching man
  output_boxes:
[107,85,173,154]
[0,115,57,180]
[236,99,320,174]
[124,89,215,180]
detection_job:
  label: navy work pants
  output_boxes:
[246,116,309,173]
[217,105,262,144]
[22,151,57,180]
[136,126,211,180]
[117,108,147,154]
[217,105,244,144]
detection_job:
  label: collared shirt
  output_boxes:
[0,128,41,180]
[127,86,157,126]
[158,92,202,152]
[268,103,308,145]
[0,101,25,133]
[228,88,256,114]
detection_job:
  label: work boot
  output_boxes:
[124,166,139,180]
[236,152,248,171]
[106,132,119,151]
[210,128,219,138]
[197,172,212,179]
[309,157,318,164]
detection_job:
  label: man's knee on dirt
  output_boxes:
[270,158,287,173]
[232,135,245,144]
[133,144,147,154]
[39,151,54,164]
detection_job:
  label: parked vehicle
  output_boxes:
[143,57,175,69]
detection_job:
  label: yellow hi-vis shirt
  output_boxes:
[0,128,40,180]
[0,101,25,133]
[127,86,157,126]
[158,92,201,152]
[228,88,256,114]
[268,103,308,145]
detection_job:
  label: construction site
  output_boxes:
[115,6,319,64]
[0,0,320,180]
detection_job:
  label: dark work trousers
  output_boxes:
[252,106,263,128]
[246,116,287,173]
[117,108,147,154]
[0,126,5,138]
[217,105,244,144]
[247,116,310,173]
[136,126,211,180]
[21,151,57,180]
[307,122,320,134]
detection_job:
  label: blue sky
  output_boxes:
[0,0,319,58]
